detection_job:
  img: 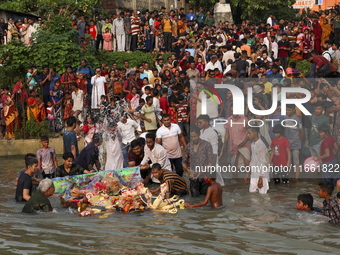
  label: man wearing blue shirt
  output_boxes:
[48,68,61,91]
[138,65,148,80]
[186,8,196,21]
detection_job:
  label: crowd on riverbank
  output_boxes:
[3,6,340,222]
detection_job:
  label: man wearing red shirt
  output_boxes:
[159,87,169,115]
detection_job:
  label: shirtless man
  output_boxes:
[184,177,223,208]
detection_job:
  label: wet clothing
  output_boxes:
[15,173,32,202]
[22,191,52,213]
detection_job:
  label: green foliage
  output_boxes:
[0,0,103,18]
[230,0,298,23]
[24,113,49,138]
[189,0,218,13]
[296,60,312,77]
[25,114,40,137]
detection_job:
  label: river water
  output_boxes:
[1,156,340,255]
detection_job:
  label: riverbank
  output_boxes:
[0,137,85,156]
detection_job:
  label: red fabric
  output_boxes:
[313,20,322,53]
[76,79,87,95]
[160,96,169,114]
[320,136,336,163]
[89,25,96,40]
[167,107,177,123]
[312,55,335,72]
[271,137,290,166]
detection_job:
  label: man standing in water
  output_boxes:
[182,124,214,197]
[15,157,39,202]
[185,177,223,208]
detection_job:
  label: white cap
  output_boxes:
[137,11,140,14]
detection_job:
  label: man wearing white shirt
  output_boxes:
[140,132,171,183]
[118,114,142,167]
[267,14,273,27]
[204,55,222,75]
[321,45,332,62]
[156,114,187,176]
[332,42,340,74]
[264,36,278,59]
[91,67,108,109]
[196,114,218,165]
[222,45,235,66]
[71,83,84,132]
[113,12,126,52]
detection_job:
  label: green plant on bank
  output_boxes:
[25,115,40,138]
[296,60,312,77]
[24,113,49,139]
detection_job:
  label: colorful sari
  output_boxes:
[302,33,313,58]
[27,97,40,122]
[321,22,332,46]
[13,81,28,121]
[2,94,19,139]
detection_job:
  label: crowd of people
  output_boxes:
[3,6,340,223]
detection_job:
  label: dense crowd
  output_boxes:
[3,7,340,222]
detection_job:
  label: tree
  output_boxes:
[230,0,298,23]
[0,0,103,18]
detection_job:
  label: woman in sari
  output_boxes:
[127,86,140,111]
[313,19,322,53]
[13,81,28,124]
[302,29,314,58]
[2,87,20,139]
[82,115,100,147]
[321,19,332,46]
[27,90,40,123]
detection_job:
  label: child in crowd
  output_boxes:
[142,86,151,101]
[270,124,291,184]
[37,136,58,179]
[245,127,270,194]
[318,182,340,224]
[181,85,190,105]
[103,27,113,52]
[168,98,178,124]
[100,95,110,118]
[313,125,338,184]
[26,66,37,91]
[46,101,56,136]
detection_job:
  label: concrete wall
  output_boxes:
[0,137,85,156]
